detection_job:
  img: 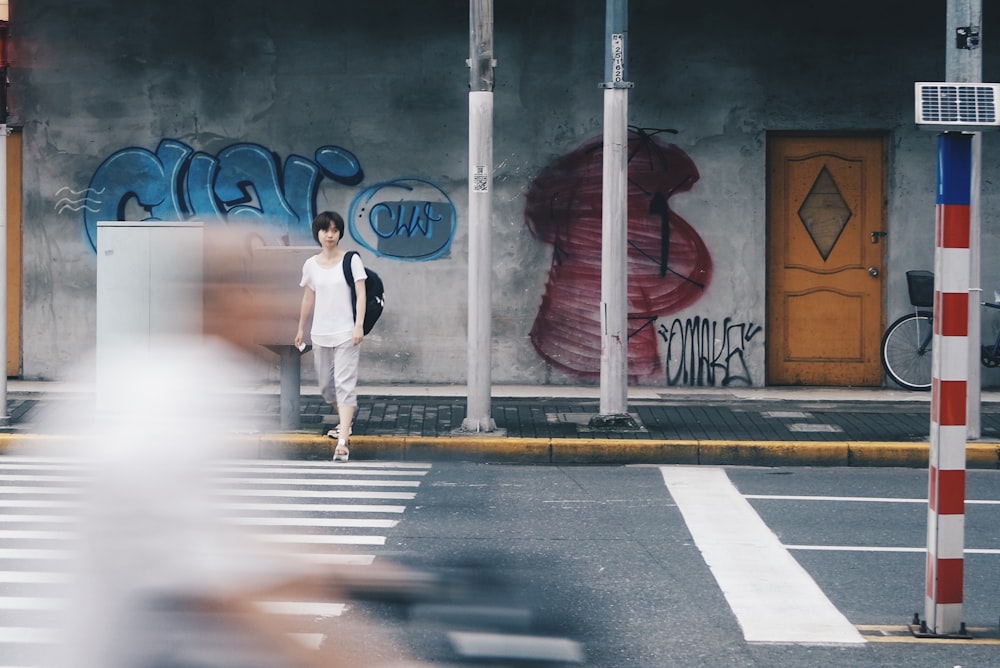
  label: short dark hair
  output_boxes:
[311,211,345,245]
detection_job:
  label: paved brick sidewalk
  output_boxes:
[288,394,1000,444]
[7,387,1000,447]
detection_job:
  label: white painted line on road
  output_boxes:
[0,625,58,643]
[220,466,428,477]
[660,466,865,645]
[295,553,376,566]
[0,500,75,508]
[448,631,585,663]
[0,474,80,483]
[255,600,347,617]
[232,517,398,529]
[0,596,64,611]
[0,571,68,583]
[0,514,73,523]
[746,494,925,503]
[224,460,432,470]
[219,477,422,488]
[223,502,407,513]
[786,545,1000,555]
[0,487,78,495]
[257,534,386,546]
[224,489,416,500]
[746,494,1000,505]
[0,530,72,541]
[0,549,70,560]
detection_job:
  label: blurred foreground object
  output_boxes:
[35,336,435,668]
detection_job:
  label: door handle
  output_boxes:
[871,231,887,244]
[868,267,880,277]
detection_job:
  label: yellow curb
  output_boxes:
[0,432,992,469]
[551,438,699,464]
[403,436,551,462]
[967,442,1000,469]
[849,442,929,467]
[698,440,851,467]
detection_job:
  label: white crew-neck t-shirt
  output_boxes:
[300,253,367,347]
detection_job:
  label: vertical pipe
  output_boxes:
[945,0,982,438]
[924,132,971,636]
[463,0,497,432]
[598,0,630,418]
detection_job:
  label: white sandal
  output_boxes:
[326,425,352,439]
[333,439,350,463]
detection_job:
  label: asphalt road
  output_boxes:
[3,457,1000,667]
[382,463,1000,667]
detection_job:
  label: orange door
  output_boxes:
[6,129,19,377]
[766,134,886,386]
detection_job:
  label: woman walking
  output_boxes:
[295,211,367,462]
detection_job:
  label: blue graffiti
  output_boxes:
[348,179,456,261]
[79,140,456,261]
[82,140,365,251]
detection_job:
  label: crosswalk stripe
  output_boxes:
[0,549,71,560]
[0,572,69,583]
[660,466,864,645]
[0,456,428,666]
[222,502,407,513]
[218,477,422,487]
[257,533,387,546]
[220,465,427,477]
[232,517,398,528]
[0,597,64,611]
[255,601,347,617]
[224,489,416,500]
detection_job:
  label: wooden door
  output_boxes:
[766,134,886,386]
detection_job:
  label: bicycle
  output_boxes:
[881,270,1000,390]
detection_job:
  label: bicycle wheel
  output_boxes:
[881,311,933,391]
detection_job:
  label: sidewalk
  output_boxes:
[4,381,1000,468]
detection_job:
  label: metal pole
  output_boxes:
[919,0,982,636]
[924,132,972,636]
[595,0,632,421]
[462,0,497,432]
[945,0,983,438]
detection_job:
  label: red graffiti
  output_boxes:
[524,128,712,381]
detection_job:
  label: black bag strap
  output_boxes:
[342,250,359,320]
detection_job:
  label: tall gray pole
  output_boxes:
[947,2,983,438]
[596,0,632,420]
[462,0,497,432]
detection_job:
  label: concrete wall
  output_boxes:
[10,0,1000,387]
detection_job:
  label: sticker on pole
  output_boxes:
[472,165,489,193]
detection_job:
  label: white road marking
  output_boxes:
[0,572,68,583]
[255,600,347,617]
[0,456,429,666]
[232,517,398,529]
[222,502,407,513]
[786,545,1000,555]
[223,489,416,500]
[660,466,865,645]
[218,477,422,487]
[746,494,1000,505]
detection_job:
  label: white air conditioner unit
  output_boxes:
[915,82,1000,131]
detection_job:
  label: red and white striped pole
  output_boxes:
[924,131,972,636]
